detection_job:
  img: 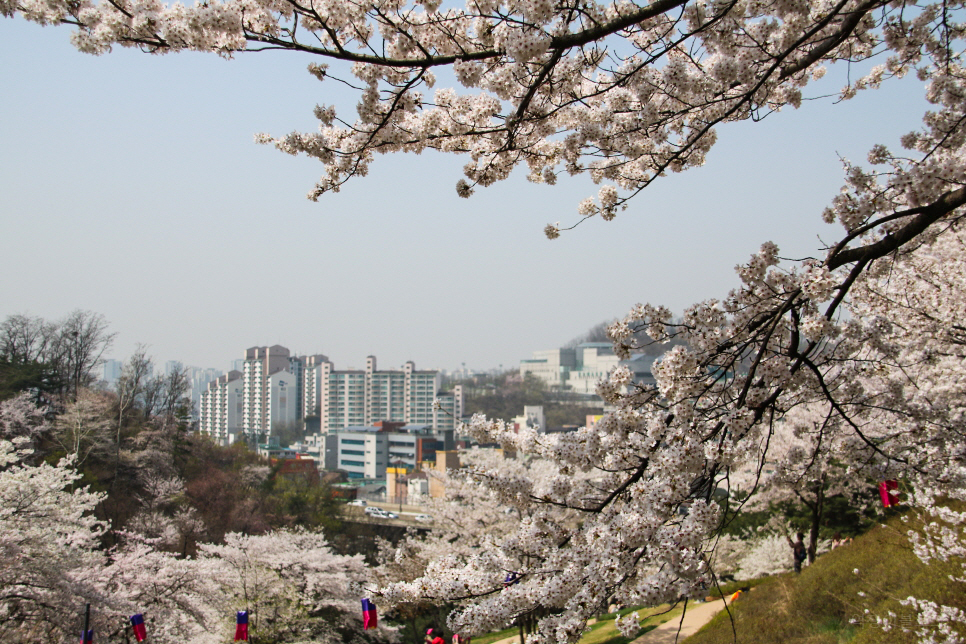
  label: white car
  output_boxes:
[347,499,367,507]
[365,507,397,519]
[413,514,434,523]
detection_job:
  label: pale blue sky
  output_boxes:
[0,18,929,373]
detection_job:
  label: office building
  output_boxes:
[322,422,445,479]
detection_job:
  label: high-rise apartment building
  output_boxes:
[199,370,243,443]
[241,345,292,435]
[306,355,464,432]
[200,346,464,442]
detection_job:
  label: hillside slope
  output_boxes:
[685,512,965,644]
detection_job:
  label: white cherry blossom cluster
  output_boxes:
[389,155,966,639]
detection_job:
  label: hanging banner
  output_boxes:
[130,614,147,642]
[878,480,900,507]
[234,611,249,641]
[362,598,377,630]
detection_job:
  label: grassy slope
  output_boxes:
[686,512,965,644]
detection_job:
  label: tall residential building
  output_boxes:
[199,370,243,444]
[201,346,464,440]
[267,369,299,430]
[102,359,123,387]
[308,355,464,432]
[302,354,329,419]
[434,384,463,432]
[241,345,292,435]
[188,367,224,415]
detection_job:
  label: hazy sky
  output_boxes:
[0,18,930,374]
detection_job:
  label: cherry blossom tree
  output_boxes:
[841,227,966,643]
[5,0,966,640]
[0,392,50,448]
[0,412,108,641]
[97,537,220,644]
[374,449,583,641]
[197,528,373,644]
[729,403,880,564]
[53,389,114,474]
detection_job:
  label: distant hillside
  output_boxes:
[686,510,965,644]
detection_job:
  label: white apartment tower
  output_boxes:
[305,355,464,432]
[302,354,330,419]
[241,345,291,436]
[267,369,298,430]
[199,370,243,444]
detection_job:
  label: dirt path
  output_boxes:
[628,599,731,644]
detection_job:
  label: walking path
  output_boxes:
[628,598,731,644]
[486,597,731,644]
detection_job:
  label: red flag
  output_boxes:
[130,614,147,642]
[879,480,900,507]
[361,598,377,630]
[235,611,249,641]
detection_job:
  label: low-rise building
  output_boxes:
[315,422,448,479]
[520,343,658,394]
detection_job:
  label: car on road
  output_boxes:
[347,499,367,507]
[365,507,398,519]
[413,514,434,523]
